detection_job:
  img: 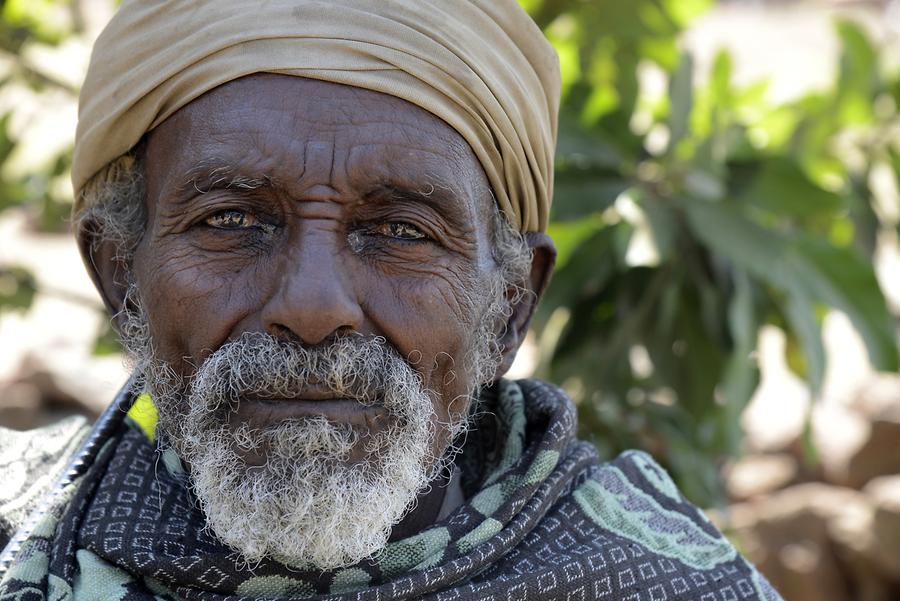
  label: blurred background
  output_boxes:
[0,0,899,599]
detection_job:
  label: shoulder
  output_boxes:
[573,450,719,539]
[568,450,784,600]
[0,416,91,548]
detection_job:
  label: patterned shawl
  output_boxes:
[0,379,783,600]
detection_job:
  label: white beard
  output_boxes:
[143,332,439,570]
[185,412,433,569]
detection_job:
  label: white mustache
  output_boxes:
[186,332,415,416]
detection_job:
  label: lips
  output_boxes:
[231,396,388,431]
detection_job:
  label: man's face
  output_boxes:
[136,74,500,455]
[124,74,511,568]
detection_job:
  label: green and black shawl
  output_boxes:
[0,379,783,600]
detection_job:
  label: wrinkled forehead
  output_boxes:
[144,74,493,224]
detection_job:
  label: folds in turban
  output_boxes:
[72,0,560,233]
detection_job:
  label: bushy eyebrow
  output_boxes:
[168,163,476,234]
[362,182,474,232]
[175,163,271,200]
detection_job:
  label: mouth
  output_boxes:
[230,395,388,431]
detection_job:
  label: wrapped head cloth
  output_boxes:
[73,0,560,233]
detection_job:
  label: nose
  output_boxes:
[261,231,364,345]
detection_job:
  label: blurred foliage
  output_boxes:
[525,0,900,504]
[0,0,95,316]
[0,0,898,506]
[0,265,36,311]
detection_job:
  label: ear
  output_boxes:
[76,219,131,322]
[493,231,556,380]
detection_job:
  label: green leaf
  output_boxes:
[517,0,543,16]
[726,269,755,352]
[682,199,789,281]
[640,193,678,260]
[732,158,847,218]
[583,38,622,121]
[711,50,733,109]
[640,37,680,72]
[891,76,900,111]
[551,171,629,221]
[888,146,900,181]
[792,236,897,372]
[544,14,582,99]
[719,270,760,449]
[547,213,604,270]
[662,0,714,27]
[783,291,826,392]
[835,19,879,125]
[836,20,877,81]
[667,54,694,153]
[522,0,894,508]
[682,199,897,372]
[2,0,71,44]
[539,225,621,318]
[556,114,624,169]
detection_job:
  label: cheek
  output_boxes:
[376,270,477,357]
[368,269,483,428]
[133,243,269,373]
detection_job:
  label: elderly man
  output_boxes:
[0,1,783,599]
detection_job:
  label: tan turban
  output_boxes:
[72,0,560,233]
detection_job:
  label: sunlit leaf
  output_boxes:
[711,50,733,109]
[640,37,679,72]
[547,214,604,270]
[662,0,714,27]
[682,199,897,372]
[2,0,72,44]
[545,15,582,100]
[792,236,897,371]
[835,19,879,125]
[829,218,855,247]
[517,0,543,15]
[891,76,900,111]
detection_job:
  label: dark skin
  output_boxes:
[79,74,555,541]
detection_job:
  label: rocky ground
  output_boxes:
[713,373,900,601]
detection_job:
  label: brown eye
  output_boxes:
[376,222,426,240]
[205,209,255,229]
